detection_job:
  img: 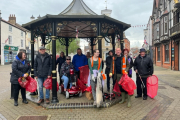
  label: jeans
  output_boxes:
[38,77,50,99]
[61,75,72,89]
[14,84,26,101]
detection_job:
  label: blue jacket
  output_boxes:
[56,56,66,74]
[72,54,88,71]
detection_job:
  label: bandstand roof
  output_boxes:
[22,0,131,38]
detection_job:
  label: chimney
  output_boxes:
[37,15,41,19]
[30,15,35,21]
[9,14,16,24]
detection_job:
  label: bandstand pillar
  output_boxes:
[111,34,115,53]
[120,31,124,51]
[65,38,69,56]
[51,21,59,103]
[97,22,102,58]
[90,38,94,55]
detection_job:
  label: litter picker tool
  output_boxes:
[138,73,145,88]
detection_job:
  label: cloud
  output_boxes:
[0,0,153,48]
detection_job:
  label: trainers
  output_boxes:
[37,99,44,105]
[46,99,50,104]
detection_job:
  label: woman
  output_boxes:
[10,52,31,106]
[105,50,114,92]
[61,56,74,92]
[123,49,133,78]
[88,49,102,106]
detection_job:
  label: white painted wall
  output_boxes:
[1,21,26,65]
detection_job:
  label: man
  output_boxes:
[134,48,154,100]
[86,52,91,59]
[34,46,52,105]
[72,48,88,78]
[109,48,130,107]
[105,50,114,92]
[56,52,66,76]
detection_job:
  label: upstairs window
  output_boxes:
[9,25,12,32]
[164,16,168,34]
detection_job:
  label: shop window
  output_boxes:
[21,40,23,47]
[165,44,169,62]
[8,36,12,44]
[158,47,160,61]
[9,25,12,32]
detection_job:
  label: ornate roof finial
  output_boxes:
[105,0,107,9]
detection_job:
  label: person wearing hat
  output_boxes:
[134,48,154,100]
[34,46,52,105]
[105,50,114,92]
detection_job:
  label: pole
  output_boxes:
[90,38,94,55]
[120,31,124,51]
[65,38,69,56]
[98,22,102,58]
[51,22,59,103]
[111,34,115,52]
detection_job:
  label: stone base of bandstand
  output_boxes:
[26,90,122,109]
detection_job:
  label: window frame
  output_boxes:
[21,31,23,37]
[165,44,169,62]
[9,25,12,32]
[157,47,160,61]
[164,16,168,34]
[8,36,12,44]
[21,39,23,47]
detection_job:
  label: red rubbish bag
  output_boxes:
[18,77,29,88]
[113,81,121,94]
[26,76,37,92]
[118,74,136,95]
[147,75,158,99]
[43,77,52,89]
[85,86,92,93]
[77,79,87,92]
[43,77,59,91]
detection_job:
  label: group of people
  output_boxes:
[105,48,153,107]
[10,45,153,107]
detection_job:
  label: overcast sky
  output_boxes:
[0,0,153,48]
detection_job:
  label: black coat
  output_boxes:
[105,56,113,74]
[56,56,66,74]
[10,60,31,84]
[134,54,153,77]
[34,53,52,78]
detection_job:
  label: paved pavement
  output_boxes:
[0,65,180,120]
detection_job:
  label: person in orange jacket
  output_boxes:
[109,48,131,107]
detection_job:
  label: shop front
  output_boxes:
[3,45,18,64]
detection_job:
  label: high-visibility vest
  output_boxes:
[112,56,127,75]
[90,57,106,80]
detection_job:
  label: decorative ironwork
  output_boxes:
[57,37,73,46]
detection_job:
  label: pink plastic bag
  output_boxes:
[26,76,37,92]
[147,75,158,98]
[118,74,136,95]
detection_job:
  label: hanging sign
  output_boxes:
[4,45,18,51]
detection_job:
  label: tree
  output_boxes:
[46,38,80,54]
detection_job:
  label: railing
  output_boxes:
[170,22,180,36]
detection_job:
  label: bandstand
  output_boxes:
[22,0,131,108]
